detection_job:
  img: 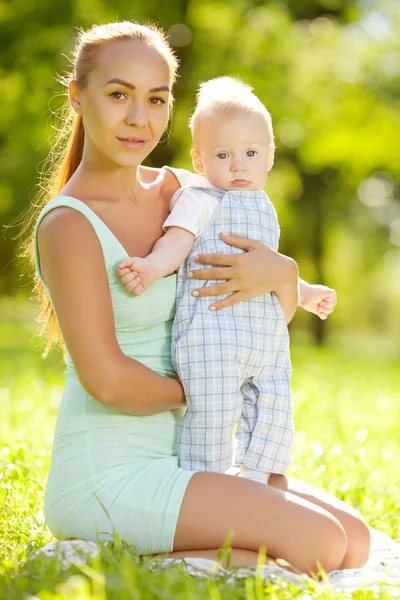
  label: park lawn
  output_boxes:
[0,310,399,599]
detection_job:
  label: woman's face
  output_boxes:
[70,39,171,168]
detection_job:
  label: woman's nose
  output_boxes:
[126,102,147,127]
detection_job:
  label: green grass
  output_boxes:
[1,300,399,598]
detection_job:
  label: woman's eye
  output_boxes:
[217,153,228,159]
[246,150,257,157]
[149,97,166,105]
[110,92,126,101]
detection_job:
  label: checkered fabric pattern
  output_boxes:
[172,189,293,474]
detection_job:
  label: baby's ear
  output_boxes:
[267,146,275,171]
[191,149,204,174]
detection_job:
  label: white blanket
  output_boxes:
[34,527,400,595]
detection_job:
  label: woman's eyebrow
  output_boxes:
[105,78,169,92]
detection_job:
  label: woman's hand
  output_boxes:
[188,233,299,311]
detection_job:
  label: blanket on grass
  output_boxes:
[34,527,400,595]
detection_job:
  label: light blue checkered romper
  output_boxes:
[172,187,294,474]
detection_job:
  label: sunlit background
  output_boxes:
[1,3,400,589]
[1,0,399,356]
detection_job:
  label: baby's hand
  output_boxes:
[299,284,337,320]
[116,257,159,296]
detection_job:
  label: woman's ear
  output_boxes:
[191,149,204,174]
[267,146,275,171]
[69,80,82,115]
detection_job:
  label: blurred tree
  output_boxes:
[1,0,399,348]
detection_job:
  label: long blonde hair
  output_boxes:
[21,22,179,356]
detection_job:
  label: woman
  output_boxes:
[28,21,370,575]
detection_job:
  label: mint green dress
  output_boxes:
[34,167,195,554]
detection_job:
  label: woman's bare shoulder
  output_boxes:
[37,207,103,284]
[37,206,106,289]
[138,165,179,187]
[38,206,95,246]
[138,165,165,182]
[138,165,180,203]
[163,170,181,196]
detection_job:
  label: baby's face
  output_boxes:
[193,112,273,191]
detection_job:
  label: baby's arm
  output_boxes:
[117,227,195,296]
[274,275,337,323]
[298,278,337,320]
[118,185,216,295]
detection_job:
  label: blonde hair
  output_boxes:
[20,21,179,356]
[190,77,274,148]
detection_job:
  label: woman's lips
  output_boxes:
[117,137,149,149]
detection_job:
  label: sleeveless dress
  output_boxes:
[34,167,195,554]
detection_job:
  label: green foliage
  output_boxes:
[0,303,399,598]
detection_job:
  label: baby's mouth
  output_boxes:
[230,179,251,186]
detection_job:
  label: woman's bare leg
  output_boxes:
[163,549,260,568]
[269,475,371,569]
[173,472,347,576]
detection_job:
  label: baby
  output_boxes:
[118,77,336,484]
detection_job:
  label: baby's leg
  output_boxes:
[235,380,256,462]
[242,370,294,475]
[176,333,242,472]
[235,380,271,484]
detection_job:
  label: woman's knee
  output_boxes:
[340,514,371,569]
[311,516,347,575]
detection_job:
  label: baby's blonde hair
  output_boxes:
[189,77,274,147]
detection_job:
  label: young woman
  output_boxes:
[27,21,370,575]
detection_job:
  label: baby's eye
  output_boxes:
[217,152,228,159]
[110,91,127,101]
[149,97,166,105]
[246,150,257,157]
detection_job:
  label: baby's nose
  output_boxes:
[230,160,244,172]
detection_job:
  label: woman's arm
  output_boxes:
[37,208,185,415]
[188,233,299,314]
[274,281,299,324]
